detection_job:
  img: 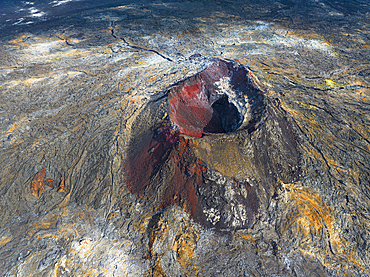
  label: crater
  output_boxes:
[168,57,265,137]
[123,56,300,232]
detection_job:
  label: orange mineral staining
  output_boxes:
[45,179,54,188]
[30,168,55,198]
[58,176,67,192]
[30,168,46,198]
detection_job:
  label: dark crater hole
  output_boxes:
[204,96,243,134]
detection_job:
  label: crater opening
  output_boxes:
[168,57,265,137]
[204,96,243,134]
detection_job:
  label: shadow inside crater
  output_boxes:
[204,96,242,134]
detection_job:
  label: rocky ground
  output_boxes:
[1,0,370,276]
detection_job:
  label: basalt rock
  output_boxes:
[1,1,370,275]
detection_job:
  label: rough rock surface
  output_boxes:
[1,0,370,276]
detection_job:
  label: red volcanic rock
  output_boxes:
[169,80,213,137]
[160,137,207,216]
[124,121,207,215]
[124,121,179,196]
